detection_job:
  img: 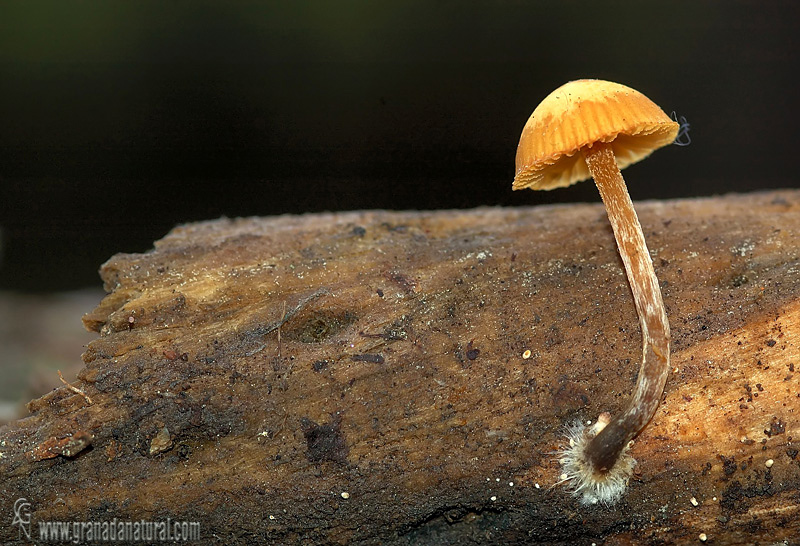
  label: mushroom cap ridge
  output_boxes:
[514,79,679,191]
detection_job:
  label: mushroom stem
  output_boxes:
[581,141,671,474]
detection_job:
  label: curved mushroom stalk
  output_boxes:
[581,141,671,474]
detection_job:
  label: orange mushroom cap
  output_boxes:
[513,79,679,191]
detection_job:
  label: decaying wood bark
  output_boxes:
[2,190,800,545]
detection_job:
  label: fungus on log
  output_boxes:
[1,190,800,545]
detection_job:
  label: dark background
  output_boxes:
[1,1,798,292]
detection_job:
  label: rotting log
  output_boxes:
[2,190,800,545]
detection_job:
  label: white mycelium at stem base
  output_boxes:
[558,141,671,505]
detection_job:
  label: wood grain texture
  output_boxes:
[2,190,799,545]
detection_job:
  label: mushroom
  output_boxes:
[513,79,679,504]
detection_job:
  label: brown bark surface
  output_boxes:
[2,190,800,545]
